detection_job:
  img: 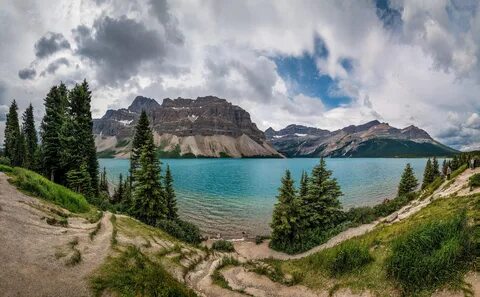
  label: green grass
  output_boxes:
[90,246,197,297]
[110,215,118,246]
[5,167,90,213]
[278,193,480,296]
[328,241,373,276]
[386,211,475,295]
[420,176,444,200]
[211,240,235,252]
[90,222,102,240]
[469,173,480,188]
[211,256,240,289]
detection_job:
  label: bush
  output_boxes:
[255,235,270,245]
[328,241,373,275]
[91,246,197,297]
[469,173,480,188]
[0,164,13,173]
[345,206,377,225]
[0,156,11,166]
[212,240,235,252]
[10,167,90,213]
[156,219,202,245]
[386,211,475,294]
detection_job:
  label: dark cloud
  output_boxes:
[18,67,36,80]
[149,0,184,44]
[34,32,71,59]
[41,57,70,76]
[73,16,166,85]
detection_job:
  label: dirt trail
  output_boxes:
[0,172,113,297]
[234,167,480,261]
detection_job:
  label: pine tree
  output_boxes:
[62,80,99,194]
[41,84,68,182]
[4,100,23,166]
[442,159,448,176]
[22,103,38,169]
[398,163,418,196]
[99,167,109,194]
[112,174,124,203]
[66,162,93,197]
[301,158,343,230]
[164,165,178,220]
[14,131,26,167]
[299,170,309,198]
[422,158,435,189]
[432,157,440,178]
[130,110,151,180]
[270,170,300,245]
[131,127,166,225]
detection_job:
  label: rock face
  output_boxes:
[93,96,280,158]
[266,120,458,157]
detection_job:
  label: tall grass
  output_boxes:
[328,241,373,276]
[386,211,475,294]
[90,246,197,297]
[8,167,90,213]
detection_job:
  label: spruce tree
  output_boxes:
[22,104,38,169]
[442,159,448,176]
[299,170,309,198]
[421,158,434,189]
[131,128,166,225]
[66,162,93,197]
[4,100,22,166]
[270,170,300,245]
[130,110,151,179]
[41,84,68,182]
[164,165,178,220]
[432,157,440,178]
[301,158,342,230]
[62,80,99,194]
[398,163,418,196]
[14,131,26,167]
[99,167,109,194]
[112,174,124,203]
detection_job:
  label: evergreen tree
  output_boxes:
[99,167,109,194]
[164,165,178,220]
[442,159,448,176]
[422,158,435,189]
[22,103,38,169]
[270,170,300,244]
[130,110,151,180]
[398,163,418,196]
[4,100,23,166]
[62,80,99,194]
[41,84,68,182]
[299,170,309,198]
[301,158,343,230]
[14,131,26,167]
[66,162,93,197]
[432,157,440,178]
[131,128,166,225]
[112,174,124,203]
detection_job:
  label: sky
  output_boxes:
[0,0,479,151]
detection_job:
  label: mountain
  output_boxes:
[266,120,459,157]
[93,96,280,158]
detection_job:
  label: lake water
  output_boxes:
[99,158,431,238]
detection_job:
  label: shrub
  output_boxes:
[0,164,13,173]
[255,235,270,245]
[212,240,235,252]
[156,219,202,245]
[91,246,197,297]
[386,211,475,294]
[0,156,11,166]
[469,173,480,189]
[345,206,377,225]
[9,167,90,213]
[328,241,373,275]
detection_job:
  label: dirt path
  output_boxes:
[234,167,480,261]
[0,172,113,297]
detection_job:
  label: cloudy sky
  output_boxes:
[1,0,479,150]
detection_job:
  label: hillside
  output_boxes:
[93,96,280,158]
[266,120,458,157]
[1,165,479,296]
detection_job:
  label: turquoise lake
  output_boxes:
[99,158,432,238]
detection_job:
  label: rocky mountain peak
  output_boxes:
[128,96,160,113]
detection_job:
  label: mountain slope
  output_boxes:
[93,96,280,158]
[266,120,458,157]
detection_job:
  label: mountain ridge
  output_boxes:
[266,121,458,157]
[93,95,280,158]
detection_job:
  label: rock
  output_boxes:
[93,96,281,158]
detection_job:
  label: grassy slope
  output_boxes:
[278,193,480,296]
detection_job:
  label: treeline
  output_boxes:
[4,81,98,197]
[270,154,472,254]
[3,81,201,244]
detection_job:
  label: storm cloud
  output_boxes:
[74,16,166,85]
[18,67,36,80]
[34,32,71,59]
[42,57,70,75]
